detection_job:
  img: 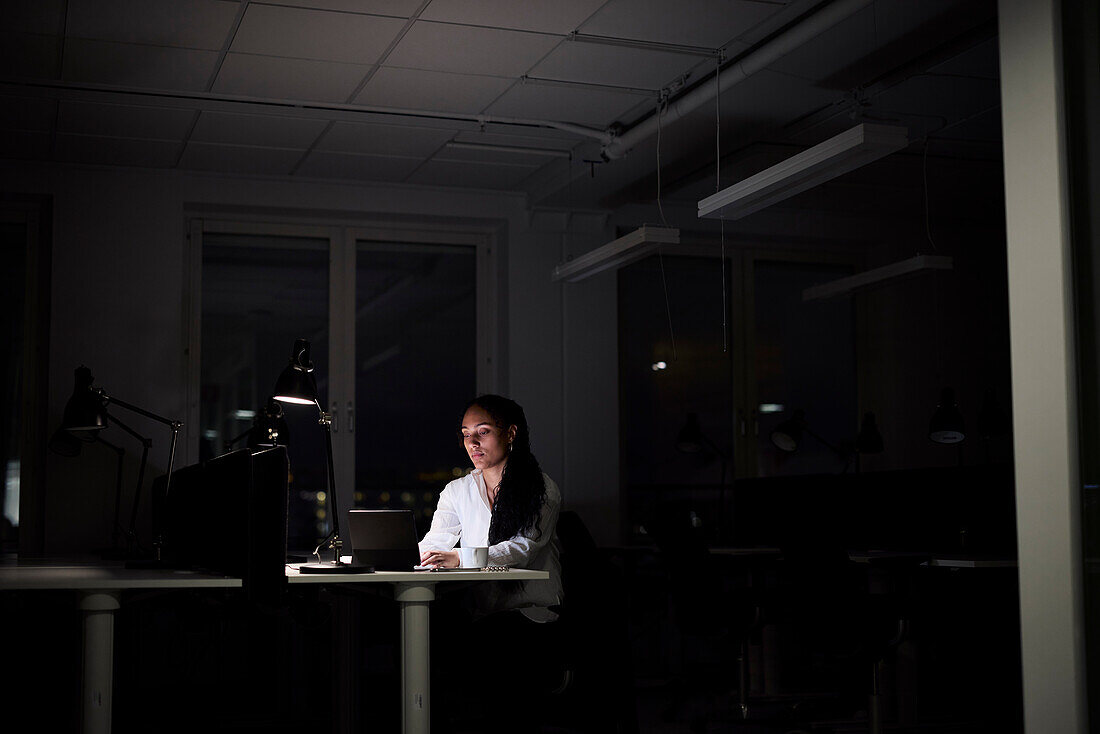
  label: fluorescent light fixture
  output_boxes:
[758,403,785,414]
[802,255,953,301]
[233,409,256,420]
[552,225,679,282]
[445,141,572,159]
[697,123,909,220]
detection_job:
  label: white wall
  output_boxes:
[0,159,622,552]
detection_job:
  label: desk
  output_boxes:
[286,565,548,734]
[847,551,1017,568]
[1,562,548,734]
[0,561,241,734]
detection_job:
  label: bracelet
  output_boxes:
[484,565,508,572]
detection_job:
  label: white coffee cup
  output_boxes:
[457,546,488,568]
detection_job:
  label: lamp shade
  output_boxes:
[61,366,107,435]
[675,413,705,453]
[770,409,805,452]
[273,338,318,405]
[929,387,965,444]
[856,411,884,454]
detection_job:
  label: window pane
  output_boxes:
[354,243,475,530]
[0,222,27,546]
[753,260,856,476]
[619,254,734,539]
[201,233,329,551]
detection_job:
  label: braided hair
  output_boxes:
[464,395,547,545]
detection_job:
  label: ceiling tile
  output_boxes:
[579,0,779,49]
[212,53,370,102]
[54,133,182,167]
[385,22,560,77]
[531,40,706,91]
[257,0,423,17]
[66,0,240,50]
[0,32,62,79]
[485,82,648,127]
[190,111,329,148]
[63,39,220,90]
[0,96,58,131]
[231,5,405,64]
[8,0,65,34]
[57,101,195,140]
[316,122,455,157]
[295,151,422,182]
[178,141,304,175]
[356,67,514,114]
[406,158,539,190]
[420,0,607,34]
[0,130,51,160]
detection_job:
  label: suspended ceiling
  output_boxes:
[1,0,1002,216]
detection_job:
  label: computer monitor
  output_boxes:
[156,446,288,604]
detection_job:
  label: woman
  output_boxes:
[418,394,562,623]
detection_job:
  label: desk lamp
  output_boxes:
[49,425,129,556]
[676,413,729,486]
[226,397,289,452]
[770,409,851,462]
[57,365,182,561]
[273,338,370,574]
[929,387,965,444]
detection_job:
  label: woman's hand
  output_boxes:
[419,549,460,568]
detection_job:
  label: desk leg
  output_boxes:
[395,583,435,734]
[80,590,120,734]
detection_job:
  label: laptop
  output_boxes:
[347,509,421,571]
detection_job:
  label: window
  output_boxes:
[191,218,495,551]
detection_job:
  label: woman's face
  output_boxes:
[460,405,515,473]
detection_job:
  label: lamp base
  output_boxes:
[298,560,374,574]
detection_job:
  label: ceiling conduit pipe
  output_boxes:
[600,0,876,160]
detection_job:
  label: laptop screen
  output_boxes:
[346,509,421,571]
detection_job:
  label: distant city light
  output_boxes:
[401,492,414,505]
[232,409,256,420]
[379,491,391,503]
[316,491,326,503]
[758,403,785,414]
[202,429,218,440]
[651,361,668,371]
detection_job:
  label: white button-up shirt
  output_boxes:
[419,469,563,622]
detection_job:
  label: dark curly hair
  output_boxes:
[463,394,547,545]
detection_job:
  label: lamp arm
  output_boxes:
[321,409,341,543]
[803,425,846,459]
[94,389,179,428]
[94,437,126,549]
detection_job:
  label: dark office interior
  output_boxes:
[2,0,1099,732]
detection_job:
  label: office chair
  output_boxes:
[764,482,920,733]
[646,501,764,731]
[545,509,638,734]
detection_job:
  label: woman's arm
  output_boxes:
[418,484,463,554]
[487,476,561,567]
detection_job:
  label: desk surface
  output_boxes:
[285,565,549,583]
[0,563,242,590]
[0,559,549,590]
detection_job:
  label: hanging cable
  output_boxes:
[655,92,676,360]
[716,52,727,354]
[922,137,938,252]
